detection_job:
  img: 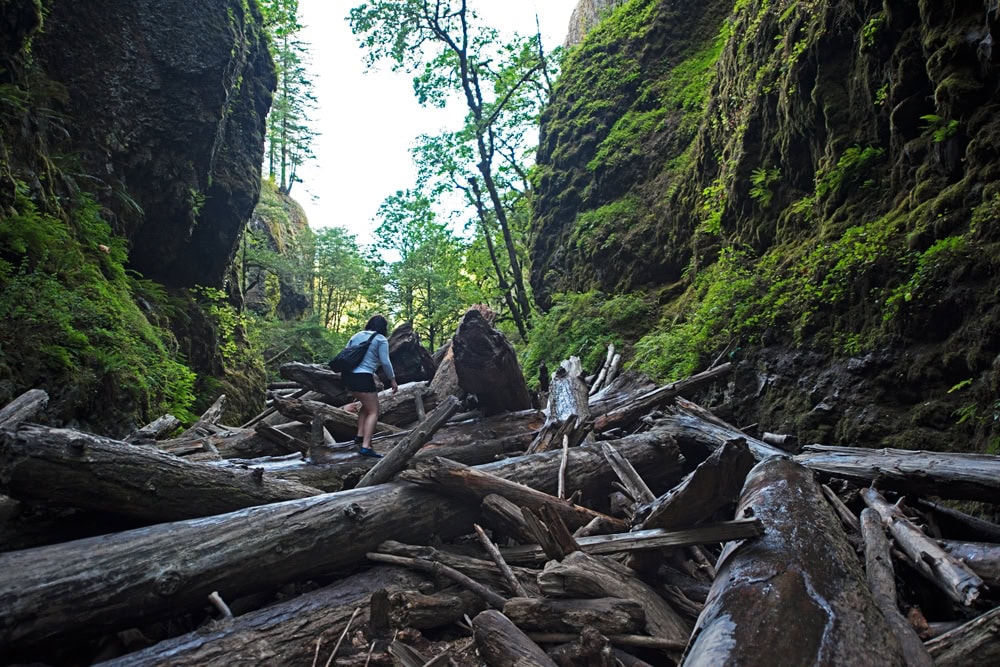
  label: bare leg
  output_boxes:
[353,391,380,449]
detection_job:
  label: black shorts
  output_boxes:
[343,372,377,393]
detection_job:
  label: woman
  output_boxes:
[343,314,398,458]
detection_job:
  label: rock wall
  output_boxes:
[531,0,1000,451]
[33,0,275,289]
[563,0,628,47]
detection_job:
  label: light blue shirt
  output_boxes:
[347,330,395,381]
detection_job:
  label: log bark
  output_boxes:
[452,309,532,415]
[652,403,788,460]
[472,609,558,667]
[940,540,1000,586]
[272,395,401,440]
[917,498,1000,542]
[924,605,1000,667]
[0,389,48,428]
[682,457,906,667]
[125,414,182,445]
[859,508,934,667]
[592,363,732,432]
[636,437,756,531]
[277,361,354,404]
[388,589,487,630]
[94,566,428,667]
[797,445,1000,502]
[861,486,984,605]
[400,456,629,533]
[427,340,464,405]
[543,356,590,432]
[385,321,437,384]
[357,395,460,487]
[502,597,646,635]
[0,424,323,523]
[0,430,681,649]
[539,550,691,647]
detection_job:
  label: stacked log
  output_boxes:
[1,319,998,666]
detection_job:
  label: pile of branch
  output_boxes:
[1,324,998,666]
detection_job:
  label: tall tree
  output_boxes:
[261,0,317,194]
[349,0,556,339]
[312,226,367,332]
[373,190,471,350]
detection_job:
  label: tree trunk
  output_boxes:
[924,605,1000,667]
[94,566,428,667]
[472,609,558,667]
[797,445,1000,502]
[682,457,906,666]
[385,321,437,384]
[277,361,354,404]
[0,424,323,523]
[502,597,645,635]
[452,309,532,415]
[0,430,681,650]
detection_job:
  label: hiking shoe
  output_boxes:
[359,447,382,459]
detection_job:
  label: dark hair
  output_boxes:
[365,314,389,337]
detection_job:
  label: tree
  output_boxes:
[373,189,471,350]
[349,0,557,339]
[312,226,366,332]
[260,0,318,194]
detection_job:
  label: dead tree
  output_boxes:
[452,309,532,415]
[682,457,907,666]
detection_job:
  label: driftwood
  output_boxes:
[124,413,181,445]
[529,357,591,455]
[635,437,755,531]
[0,389,49,428]
[592,363,732,432]
[860,487,984,605]
[271,394,401,440]
[924,605,1000,666]
[0,424,323,523]
[472,609,558,667]
[367,552,507,610]
[539,550,691,648]
[940,540,1000,586]
[917,498,1000,542]
[357,395,460,487]
[796,445,1000,502]
[400,456,631,533]
[389,589,487,630]
[860,508,935,666]
[277,361,354,403]
[452,309,532,415]
[176,395,227,440]
[683,457,906,666]
[0,430,681,649]
[588,344,616,396]
[385,321,438,384]
[652,402,787,460]
[427,340,464,405]
[95,566,428,667]
[502,596,646,635]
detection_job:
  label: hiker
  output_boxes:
[343,314,398,458]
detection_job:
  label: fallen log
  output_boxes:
[472,609,558,667]
[539,549,691,648]
[797,445,1000,502]
[940,540,1000,586]
[278,361,354,404]
[400,456,631,533]
[502,597,645,635]
[917,498,1000,542]
[651,402,787,460]
[272,395,401,440]
[592,363,732,432]
[385,321,437,384]
[635,437,756,531]
[124,414,182,445]
[388,589,487,630]
[0,424,323,523]
[501,519,762,564]
[860,508,934,667]
[861,487,984,606]
[94,566,428,667]
[924,605,1000,667]
[452,309,532,415]
[0,389,48,428]
[682,457,906,666]
[0,430,682,649]
[342,381,440,427]
[529,357,591,454]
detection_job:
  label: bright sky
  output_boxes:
[294,0,580,243]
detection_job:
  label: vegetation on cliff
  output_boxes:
[529,0,1000,452]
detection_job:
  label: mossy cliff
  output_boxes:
[0,0,274,433]
[531,0,1000,452]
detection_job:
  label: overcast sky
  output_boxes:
[293,0,579,242]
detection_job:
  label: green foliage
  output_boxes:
[0,186,197,424]
[699,178,727,234]
[860,14,885,50]
[521,291,653,385]
[815,145,884,200]
[883,235,968,320]
[194,286,258,370]
[633,247,765,381]
[749,167,781,208]
[920,114,960,143]
[571,196,639,255]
